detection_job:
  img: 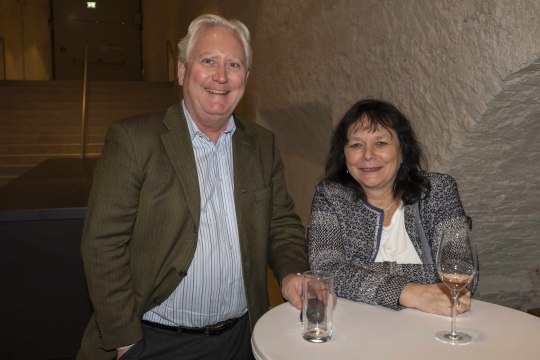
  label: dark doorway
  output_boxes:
[52,0,142,80]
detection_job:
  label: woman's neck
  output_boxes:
[365,189,395,210]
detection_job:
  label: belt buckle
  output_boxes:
[204,319,231,336]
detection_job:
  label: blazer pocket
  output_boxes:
[254,186,271,202]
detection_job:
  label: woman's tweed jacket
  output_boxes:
[307,172,478,310]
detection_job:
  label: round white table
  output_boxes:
[252,298,540,360]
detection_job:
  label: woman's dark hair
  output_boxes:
[325,99,430,204]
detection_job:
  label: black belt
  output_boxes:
[141,314,244,336]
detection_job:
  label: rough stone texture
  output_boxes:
[250,0,540,310]
[450,59,540,310]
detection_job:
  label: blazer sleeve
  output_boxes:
[308,181,448,310]
[265,137,308,282]
[80,121,144,350]
[308,175,476,310]
[307,183,416,309]
[424,173,478,294]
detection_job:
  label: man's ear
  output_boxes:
[177,60,186,86]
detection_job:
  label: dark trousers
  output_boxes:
[120,314,254,360]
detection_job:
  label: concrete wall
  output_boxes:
[2,0,539,310]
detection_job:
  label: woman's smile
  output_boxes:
[345,122,401,194]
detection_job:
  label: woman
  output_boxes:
[307,99,478,316]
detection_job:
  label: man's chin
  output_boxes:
[205,105,236,117]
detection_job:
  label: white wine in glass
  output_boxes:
[435,223,477,345]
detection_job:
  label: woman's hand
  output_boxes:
[399,283,471,316]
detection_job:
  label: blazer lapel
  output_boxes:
[232,116,255,233]
[160,104,201,228]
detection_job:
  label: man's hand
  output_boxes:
[281,273,303,309]
[399,283,471,316]
[117,345,133,359]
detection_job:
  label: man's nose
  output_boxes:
[214,63,228,83]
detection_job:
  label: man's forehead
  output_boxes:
[193,28,242,47]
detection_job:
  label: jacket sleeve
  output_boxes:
[308,180,449,310]
[80,121,144,350]
[307,183,415,309]
[308,175,477,311]
[423,173,479,294]
[265,137,308,283]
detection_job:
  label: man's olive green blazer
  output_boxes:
[77,104,307,359]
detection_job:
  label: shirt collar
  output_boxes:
[182,100,236,142]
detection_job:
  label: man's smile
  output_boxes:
[206,88,229,95]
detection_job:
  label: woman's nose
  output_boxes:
[363,146,375,160]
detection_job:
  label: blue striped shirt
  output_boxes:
[142,102,247,327]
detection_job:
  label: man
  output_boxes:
[77,14,307,360]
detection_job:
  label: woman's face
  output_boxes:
[344,120,402,195]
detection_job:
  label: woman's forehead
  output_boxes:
[348,118,395,137]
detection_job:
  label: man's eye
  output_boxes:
[201,58,214,65]
[228,62,242,69]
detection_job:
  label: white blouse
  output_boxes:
[375,202,422,264]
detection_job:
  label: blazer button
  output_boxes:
[179,270,187,277]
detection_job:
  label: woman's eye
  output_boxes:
[349,143,362,149]
[376,141,388,146]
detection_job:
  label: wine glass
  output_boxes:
[435,223,477,345]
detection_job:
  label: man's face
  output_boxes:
[178,26,249,133]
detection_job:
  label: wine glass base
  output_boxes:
[435,330,473,345]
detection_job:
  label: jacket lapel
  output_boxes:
[232,116,255,235]
[404,204,423,259]
[160,104,201,228]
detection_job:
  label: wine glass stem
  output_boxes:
[450,290,459,336]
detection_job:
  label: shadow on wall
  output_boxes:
[450,58,540,311]
[258,102,333,225]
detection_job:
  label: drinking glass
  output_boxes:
[301,270,334,343]
[435,223,477,345]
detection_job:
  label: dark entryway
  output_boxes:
[52,0,142,80]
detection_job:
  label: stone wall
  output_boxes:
[451,59,540,310]
[249,0,540,310]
